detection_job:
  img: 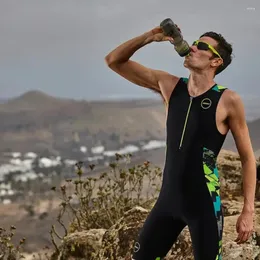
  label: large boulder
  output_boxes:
[98,206,150,260]
[53,229,106,260]
[217,150,243,198]
[53,150,260,259]
[54,203,260,260]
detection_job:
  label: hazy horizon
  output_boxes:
[0,0,259,106]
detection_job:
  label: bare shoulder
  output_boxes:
[222,89,255,163]
[222,89,241,102]
[156,71,180,104]
[221,89,245,114]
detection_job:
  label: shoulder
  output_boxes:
[221,89,245,115]
[157,72,182,104]
[221,89,242,105]
[156,70,180,85]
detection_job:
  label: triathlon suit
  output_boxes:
[132,77,228,260]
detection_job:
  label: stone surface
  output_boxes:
[54,204,260,260]
[98,206,150,260]
[54,229,106,260]
[53,150,260,260]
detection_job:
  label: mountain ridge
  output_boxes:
[0,90,259,156]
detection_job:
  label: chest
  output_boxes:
[166,90,227,135]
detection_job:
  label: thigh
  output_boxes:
[188,209,224,260]
[132,207,186,260]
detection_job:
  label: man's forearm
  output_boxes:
[105,32,153,66]
[241,159,256,213]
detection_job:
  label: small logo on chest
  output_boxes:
[201,98,212,109]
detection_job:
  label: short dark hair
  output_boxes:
[200,31,233,75]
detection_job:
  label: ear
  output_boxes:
[211,58,223,69]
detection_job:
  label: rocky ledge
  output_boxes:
[52,150,260,260]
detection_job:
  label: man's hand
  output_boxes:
[235,210,254,244]
[148,26,175,43]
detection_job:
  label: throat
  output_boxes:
[187,74,216,97]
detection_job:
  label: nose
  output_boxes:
[190,45,197,52]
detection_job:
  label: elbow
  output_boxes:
[105,53,126,68]
[105,54,116,68]
[104,54,111,66]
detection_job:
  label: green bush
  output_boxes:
[50,153,162,257]
[51,152,161,230]
[0,226,25,260]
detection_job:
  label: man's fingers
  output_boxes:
[235,213,254,244]
[235,224,244,244]
[240,232,248,244]
[235,230,252,244]
[236,221,239,233]
[235,233,242,243]
[164,36,174,42]
[235,233,245,244]
[235,222,241,240]
[151,27,163,35]
[245,231,252,241]
[246,229,254,241]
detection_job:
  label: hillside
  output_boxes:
[0,90,260,156]
[0,91,166,156]
[0,91,75,111]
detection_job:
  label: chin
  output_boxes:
[183,60,190,69]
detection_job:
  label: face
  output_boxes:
[183,36,223,73]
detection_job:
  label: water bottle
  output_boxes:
[160,18,190,57]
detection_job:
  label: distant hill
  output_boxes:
[0,91,76,111]
[0,91,166,156]
[0,90,259,157]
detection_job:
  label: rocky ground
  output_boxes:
[53,201,260,260]
[46,150,260,259]
[4,149,260,259]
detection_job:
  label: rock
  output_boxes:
[217,150,243,198]
[54,205,260,260]
[54,150,260,259]
[98,203,260,260]
[98,206,150,260]
[222,241,260,259]
[222,209,260,259]
[54,229,106,260]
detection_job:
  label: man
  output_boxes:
[105,25,256,259]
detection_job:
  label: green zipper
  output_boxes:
[179,96,193,149]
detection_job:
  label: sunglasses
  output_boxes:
[192,40,222,59]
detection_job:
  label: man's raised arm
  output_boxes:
[104,27,179,99]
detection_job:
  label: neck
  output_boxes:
[188,71,216,97]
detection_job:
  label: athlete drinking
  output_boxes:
[105,25,256,260]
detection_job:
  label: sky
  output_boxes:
[0,0,259,105]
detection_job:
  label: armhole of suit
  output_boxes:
[214,86,228,136]
[167,77,187,108]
